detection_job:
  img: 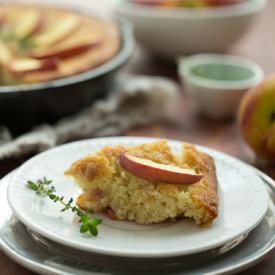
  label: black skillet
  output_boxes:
[0,19,134,135]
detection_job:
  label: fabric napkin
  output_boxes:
[0,74,179,161]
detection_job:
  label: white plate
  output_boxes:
[7,137,269,258]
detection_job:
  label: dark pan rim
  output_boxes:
[0,18,134,94]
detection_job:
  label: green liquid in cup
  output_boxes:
[191,63,254,81]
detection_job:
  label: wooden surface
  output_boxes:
[0,0,274,274]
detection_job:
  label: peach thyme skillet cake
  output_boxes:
[65,140,219,226]
[0,5,120,84]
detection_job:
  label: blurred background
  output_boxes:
[0,0,274,175]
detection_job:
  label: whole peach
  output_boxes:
[238,75,275,162]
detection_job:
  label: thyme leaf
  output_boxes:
[27,177,101,236]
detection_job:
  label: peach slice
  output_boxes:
[14,9,44,38]
[29,38,100,59]
[0,41,13,65]
[0,9,5,25]
[119,153,203,184]
[132,0,163,6]
[8,57,59,75]
[34,14,79,46]
[206,0,244,6]
[133,0,243,7]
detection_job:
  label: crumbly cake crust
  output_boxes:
[65,140,219,226]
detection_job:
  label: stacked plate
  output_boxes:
[1,137,274,275]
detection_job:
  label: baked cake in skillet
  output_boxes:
[0,5,120,84]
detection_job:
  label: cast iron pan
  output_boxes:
[0,19,134,135]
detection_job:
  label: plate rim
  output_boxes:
[0,169,274,275]
[7,136,270,258]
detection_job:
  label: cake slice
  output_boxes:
[65,140,218,226]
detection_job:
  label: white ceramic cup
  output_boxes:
[178,54,264,119]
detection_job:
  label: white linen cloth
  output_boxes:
[0,74,179,160]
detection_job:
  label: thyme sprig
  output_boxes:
[0,28,35,51]
[27,177,102,236]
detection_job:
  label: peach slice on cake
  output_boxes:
[0,9,5,25]
[8,57,59,75]
[119,153,203,184]
[132,0,162,6]
[206,0,244,6]
[0,41,13,65]
[14,9,44,38]
[29,36,101,59]
[34,14,79,46]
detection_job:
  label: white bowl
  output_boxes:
[115,0,266,58]
[178,54,263,119]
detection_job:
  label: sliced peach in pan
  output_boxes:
[0,9,5,25]
[34,14,79,46]
[119,153,203,184]
[206,0,244,6]
[0,41,13,65]
[14,9,44,38]
[132,0,163,6]
[8,57,59,75]
[29,38,100,59]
